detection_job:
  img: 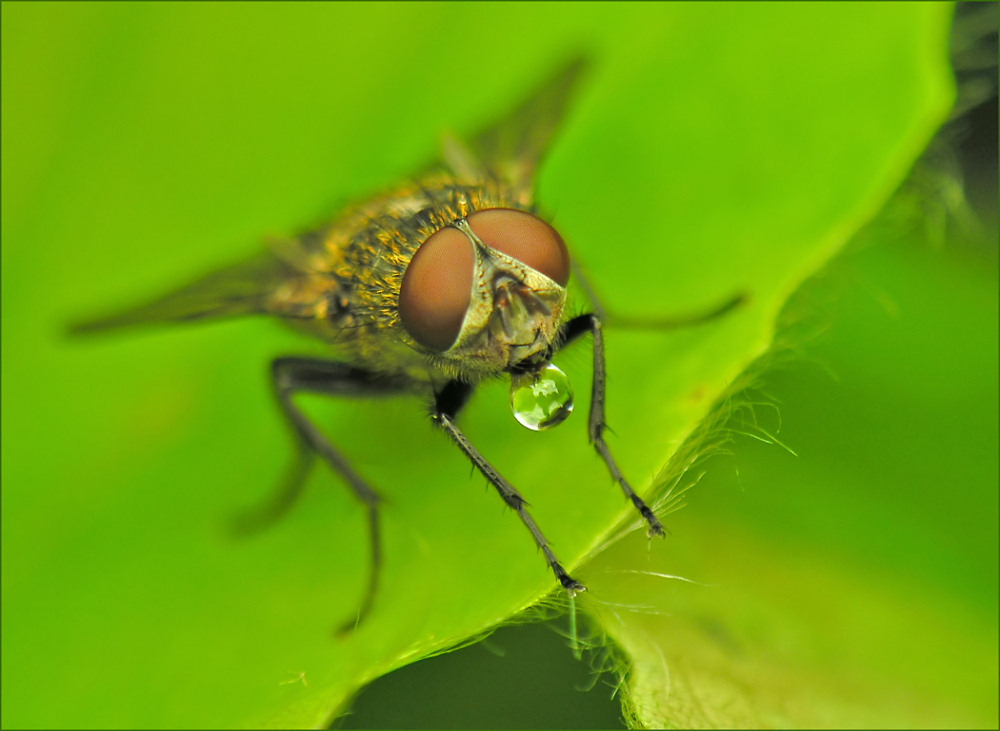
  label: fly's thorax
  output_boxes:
[281,177,508,373]
[398,208,570,377]
[282,176,569,382]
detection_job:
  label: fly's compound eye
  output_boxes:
[398,208,570,352]
[466,209,570,287]
[398,225,474,352]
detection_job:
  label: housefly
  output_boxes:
[71,58,736,631]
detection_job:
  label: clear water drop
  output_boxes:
[510,363,574,431]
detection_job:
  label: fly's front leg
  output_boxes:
[432,380,585,594]
[560,314,666,537]
[259,357,411,632]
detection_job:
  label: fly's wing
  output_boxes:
[68,246,326,335]
[69,59,589,337]
[440,55,590,196]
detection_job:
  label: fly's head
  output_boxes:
[398,208,575,430]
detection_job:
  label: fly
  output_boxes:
[70,58,739,632]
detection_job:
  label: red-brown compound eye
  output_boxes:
[466,209,570,286]
[398,226,474,351]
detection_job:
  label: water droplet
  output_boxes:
[510,364,574,431]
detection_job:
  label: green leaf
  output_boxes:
[2,3,959,728]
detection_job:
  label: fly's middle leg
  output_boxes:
[432,380,585,595]
[256,357,410,633]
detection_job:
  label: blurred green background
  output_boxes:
[3,3,995,728]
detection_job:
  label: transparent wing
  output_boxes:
[67,247,322,335]
[439,55,590,195]
[69,58,589,337]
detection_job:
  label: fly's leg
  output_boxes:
[432,380,585,594]
[571,260,745,329]
[255,357,411,633]
[234,358,406,533]
[230,441,315,535]
[559,314,665,537]
[555,291,745,535]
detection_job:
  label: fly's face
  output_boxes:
[398,208,570,377]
